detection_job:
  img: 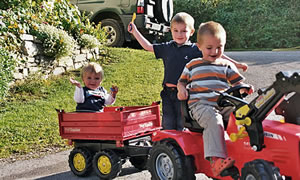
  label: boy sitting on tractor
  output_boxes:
[177,21,253,176]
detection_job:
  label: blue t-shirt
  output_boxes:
[153,40,203,85]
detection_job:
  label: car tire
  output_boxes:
[154,0,173,23]
[101,19,124,47]
[241,159,284,180]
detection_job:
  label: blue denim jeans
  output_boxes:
[160,87,183,131]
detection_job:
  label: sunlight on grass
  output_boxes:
[0,48,164,159]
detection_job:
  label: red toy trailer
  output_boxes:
[148,71,300,180]
[57,102,161,179]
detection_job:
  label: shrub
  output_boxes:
[33,23,77,58]
[174,0,300,49]
[78,33,100,49]
[0,0,106,53]
[0,48,15,99]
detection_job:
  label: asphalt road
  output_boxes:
[1,51,299,180]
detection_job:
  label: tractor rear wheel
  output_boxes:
[241,159,284,180]
[68,147,93,177]
[92,150,122,179]
[148,140,195,180]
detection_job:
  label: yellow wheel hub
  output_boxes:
[73,153,86,172]
[98,155,111,174]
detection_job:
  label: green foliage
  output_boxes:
[78,33,100,49]
[0,48,15,99]
[174,0,300,49]
[34,24,77,58]
[0,47,163,159]
[0,0,106,53]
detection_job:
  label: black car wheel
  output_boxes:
[68,147,93,177]
[148,140,195,180]
[92,150,122,179]
[154,0,173,23]
[101,19,124,47]
[241,159,284,180]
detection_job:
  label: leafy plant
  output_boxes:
[0,48,15,99]
[78,33,100,49]
[173,0,300,49]
[34,23,77,58]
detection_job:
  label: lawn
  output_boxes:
[0,47,164,160]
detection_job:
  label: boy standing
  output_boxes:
[128,12,247,131]
[177,21,251,176]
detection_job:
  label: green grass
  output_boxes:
[0,47,164,159]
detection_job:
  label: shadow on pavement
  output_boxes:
[35,166,141,180]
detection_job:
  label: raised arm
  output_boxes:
[222,54,248,72]
[128,22,154,52]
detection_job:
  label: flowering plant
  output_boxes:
[34,23,77,58]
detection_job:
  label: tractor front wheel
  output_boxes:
[92,150,122,179]
[148,140,195,180]
[68,147,93,177]
[241,159,284,180]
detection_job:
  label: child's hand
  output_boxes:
[240,84,254,95]
[110,85,118,98]
[237,62,248,72]
[177,89,189,100]
[69,78,81,88]
[128,22,137,33]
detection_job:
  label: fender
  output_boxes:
[151,130,204,155]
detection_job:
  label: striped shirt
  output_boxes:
[178,58,245,107]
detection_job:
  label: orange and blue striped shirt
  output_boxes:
[178,58,245,107]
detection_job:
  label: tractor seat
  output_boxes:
[181,100,204,133]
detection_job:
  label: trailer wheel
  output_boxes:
[68,147,93,177]
[148,140,195,180]
[241,159,284,180]
[129,156,148,170]
[93,150,122,179]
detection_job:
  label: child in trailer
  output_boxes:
[177,21,253,176]
[70,62,118,112]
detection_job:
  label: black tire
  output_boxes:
[101,19,124,47]
[129,156,148,170]
[241,159,284,180]
[148,140,195,180]
[68,147,93,177]
[154,0,173,23]
[92,150,122,179]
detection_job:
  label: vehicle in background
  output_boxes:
[70,0,173,47]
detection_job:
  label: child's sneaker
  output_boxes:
[211,157,235,176]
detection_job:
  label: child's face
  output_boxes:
[82,72,102,90]
[171,22,194,45]
[197,34,225,62]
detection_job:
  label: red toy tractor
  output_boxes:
[148,71,300,180]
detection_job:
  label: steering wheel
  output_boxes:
[217,84,252,107]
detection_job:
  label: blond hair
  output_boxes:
[81,62,104,81]
[171,12,195,31]
[197,21,226,44]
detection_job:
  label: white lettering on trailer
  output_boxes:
[65,128,81,132]
[139,122,153,128]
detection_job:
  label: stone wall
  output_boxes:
[13,34,101,81]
